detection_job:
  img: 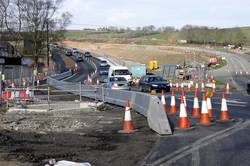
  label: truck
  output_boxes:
[108,66,132,82]
[130,64,146,78]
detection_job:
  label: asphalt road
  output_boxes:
[51,47,250,166]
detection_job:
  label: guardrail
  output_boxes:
[47,77,172,135]
[50,70,72,80]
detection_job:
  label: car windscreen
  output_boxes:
[101,60,107,63]
[148,77,163,82]
[114,69,130,75]
[110,77,127,82]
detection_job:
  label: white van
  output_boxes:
[108,66,132,82]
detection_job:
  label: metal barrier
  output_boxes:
[50,70,72,80]
[47,77,172,135]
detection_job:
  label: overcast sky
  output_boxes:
[59,0,250,29]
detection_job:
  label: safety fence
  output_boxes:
[47,77,172,135]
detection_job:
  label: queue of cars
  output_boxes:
[60,46,170,93]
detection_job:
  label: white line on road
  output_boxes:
[149,119,250,166]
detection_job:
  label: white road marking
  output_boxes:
[149,119,250,166]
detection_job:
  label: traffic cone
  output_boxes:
[219,93,231,122]
[200,93,211,125]
[11,81,15,88]
[87,75,92,85]
[37,79,40,86]
[192,90,200,118]
[161,90,167,113]
[225,82,230,94]
[201,82,205,92]
[195,83,199,92]
[207,97,214,119]
[178,95,190,129]
[188,82,191,91]
[176,82,179,91]
[181,89,188,112]
[119,100,137,133]
[181,82,184,92]
[169,90,177,114]
[96,78,100,86]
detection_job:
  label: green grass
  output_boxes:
[63,27,250,46]
[211,60,227,70]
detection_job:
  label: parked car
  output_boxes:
[138,75,170,92]
[84,51,92,57]
[105,77,130,90]
[72,48,78,56]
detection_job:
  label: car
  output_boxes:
[76,54,84,62]
[138,75,170,92]
[65,50,72,56]
[84,51,92,57]
[72,48,78,56]
[99,66,110,75]
[105,77,130,90]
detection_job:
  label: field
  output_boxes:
[61,41,214,65]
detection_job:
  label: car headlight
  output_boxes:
[152,84,158,87]
[113,83,118,87]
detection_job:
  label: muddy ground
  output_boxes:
[0,103,158,166]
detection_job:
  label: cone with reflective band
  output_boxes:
[188,83,191,91]
[207,97,213,119]
[201,82,205,92]
[120,100,136,133]
[192,90,200,117]
[181,82,184,92]
[169,90,177,114]
[178,95,190,129]
[195,83,199,92]
[11,81,15,88]
[87,75,92,85]
[200,93,211,125]
[161,90,167,113]
[181,89,188,112]
[219,93,230,121]
[96,78,100,86]
[176,82,179,91]
[170,82,173,90]
[225,82,230,94]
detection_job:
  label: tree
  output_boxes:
[0,0,71,65]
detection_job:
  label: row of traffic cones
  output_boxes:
[161,89,231,129]
[170,82,230,94]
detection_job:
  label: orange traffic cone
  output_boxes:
[87,75,92,85]
[219,93,231,122]
[188,82,191,91]
[200,93,211,125]
[225,82,230,94]
[178,95,190,129]
[161,90,167,113]
[119,100,137,133]
[176,82,179,91]
[181,89,188,112]
[195,83,199,92]
[192,90,200,117]
[96,78,100,86]
[181,82,184,92]
[201,82,205,92]
[169,90,177,114]
[207,97,214,119]
[11,81,15,88]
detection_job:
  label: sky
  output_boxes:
[59,0,250,29]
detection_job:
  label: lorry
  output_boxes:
[108,66,132,82]
[130,64,146,78]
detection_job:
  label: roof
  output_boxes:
[110,66,129,70]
